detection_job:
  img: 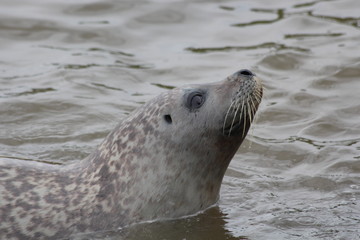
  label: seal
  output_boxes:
[0,69,262,239]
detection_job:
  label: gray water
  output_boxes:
[1,0,360,239]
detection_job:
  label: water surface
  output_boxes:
[1,0,359,239]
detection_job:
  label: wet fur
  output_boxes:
[0,71,262,239]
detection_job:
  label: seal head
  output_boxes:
[90,68,263,225]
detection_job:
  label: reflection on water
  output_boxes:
[186,42,309,54]
[73,207,247,240]
[1,0,360,239]
[232,9,284,27]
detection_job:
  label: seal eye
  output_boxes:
[186,91,205,110]
[191,94,203,108]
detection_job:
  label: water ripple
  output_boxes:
[186,42,309,54]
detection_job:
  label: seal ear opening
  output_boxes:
[164,114,172,124]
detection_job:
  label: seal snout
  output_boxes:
[228,69,256,83]
[222,69,262,136]
[238,69,255,77]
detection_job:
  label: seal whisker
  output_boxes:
[250,98,256,117]
[252,93,259,104]
[229,100,242,136]
[255,93,262,104]
[256,87,264,101]
[242,108,246,137]
[251,99,259,126]
[248,102,252,124]
[241,99,247,137]
[249,100,254,124]
[223,99,236,135]
[248,103,253,137]
[238,98,245,126]
[247,99,259,148]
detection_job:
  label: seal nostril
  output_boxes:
[239,69,253,76]
[164,114,172,124]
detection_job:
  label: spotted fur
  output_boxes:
[0,70,262,239]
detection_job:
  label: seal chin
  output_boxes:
[222,120,244,136]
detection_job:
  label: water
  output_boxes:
[1,0,360,239]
